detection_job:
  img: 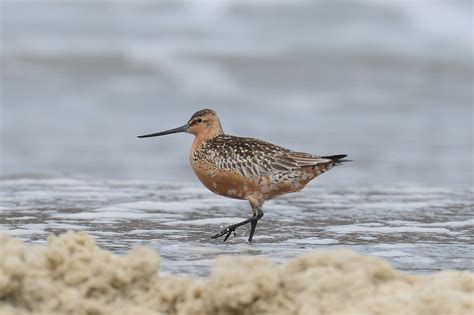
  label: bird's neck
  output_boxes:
[191,127,223,153]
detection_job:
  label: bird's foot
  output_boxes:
[211,224,239,242]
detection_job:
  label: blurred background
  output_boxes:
[1,0,472,186]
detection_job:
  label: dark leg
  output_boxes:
[211,208,264,242]
[248,208,264,242]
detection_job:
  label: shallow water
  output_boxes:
[1,177,472,276]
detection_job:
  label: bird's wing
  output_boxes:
[207,136,335,178]
[285,151,336,167]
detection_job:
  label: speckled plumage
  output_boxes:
[139,109,349,242]
[192,134,340,182]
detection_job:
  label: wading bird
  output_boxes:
[138,109,348,242]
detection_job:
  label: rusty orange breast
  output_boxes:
[190,159,260,200]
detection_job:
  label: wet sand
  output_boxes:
[1,231,473,315]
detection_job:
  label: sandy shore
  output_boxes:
[0,232,472,315]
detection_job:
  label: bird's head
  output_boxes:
[186,109,223,136]
[137,109,223,140]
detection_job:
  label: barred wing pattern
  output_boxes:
[195,135,336,179]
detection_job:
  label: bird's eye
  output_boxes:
[196,118,202,123]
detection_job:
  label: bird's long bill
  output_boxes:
[137,124,188,138]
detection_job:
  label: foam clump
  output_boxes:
[0,232,472,315]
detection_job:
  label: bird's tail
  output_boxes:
[293,153,349,180]
[321,154,352,164]
[306,154,350,177]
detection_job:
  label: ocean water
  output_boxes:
[1,177,472,275]
[1,0,472,185]
[0,1,472,275]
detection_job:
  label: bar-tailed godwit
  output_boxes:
[138,109,349,242]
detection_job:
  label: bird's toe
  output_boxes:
[211,225,238,241]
